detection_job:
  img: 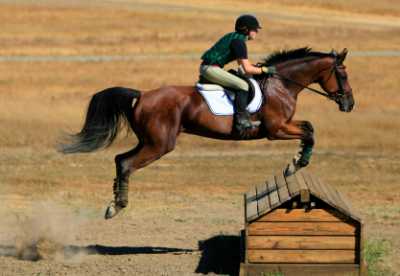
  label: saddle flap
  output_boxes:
[196,78,263,116]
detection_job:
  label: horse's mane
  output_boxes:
[261,47,333,66]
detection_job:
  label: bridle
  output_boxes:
[264,55,347,103]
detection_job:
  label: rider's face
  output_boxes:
[248,29,258,40]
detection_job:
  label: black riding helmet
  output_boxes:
[235,14,262,33]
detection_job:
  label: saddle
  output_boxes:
[198,69,256,104]
[196,70,263,116]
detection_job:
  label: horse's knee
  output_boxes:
[304,135,315,146]
[301,121,314,134]
[302,127,315,146]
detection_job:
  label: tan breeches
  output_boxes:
[199,65,249,91]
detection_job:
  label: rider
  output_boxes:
[200,14,276,133]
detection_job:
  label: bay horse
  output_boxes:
[60,47,354,219]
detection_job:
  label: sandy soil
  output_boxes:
[1,1,399,275]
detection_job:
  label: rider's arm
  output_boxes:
[232,39,276,75]
[238,59,263,75]
[231,40,262,75]
[238,59,277,75]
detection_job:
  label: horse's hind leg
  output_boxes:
[111,143,144,210]
[105,138,177,219]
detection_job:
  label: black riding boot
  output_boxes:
[234,89,257,133]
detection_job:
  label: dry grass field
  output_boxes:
[0,0,399,275]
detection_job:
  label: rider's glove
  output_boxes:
[261,66,276,75]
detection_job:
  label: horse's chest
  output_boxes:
[281,98,297,118]
[265,90,296,119]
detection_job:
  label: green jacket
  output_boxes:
[201,32,247,67]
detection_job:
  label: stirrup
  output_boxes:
[235,112,260,131]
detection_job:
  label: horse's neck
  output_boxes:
[277,57,330,95]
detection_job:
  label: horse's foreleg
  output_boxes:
[293,120,314,168]
[283,120,314,176]
[267,120,314,176]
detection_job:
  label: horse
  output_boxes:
[59,47,354,219]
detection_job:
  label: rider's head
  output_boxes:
[235,14,261,39]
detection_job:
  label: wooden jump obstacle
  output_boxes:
[240,170,366,276]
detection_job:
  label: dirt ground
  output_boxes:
[0,1,399,275]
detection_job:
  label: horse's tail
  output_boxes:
[59,87,140,154]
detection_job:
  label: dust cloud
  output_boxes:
[0,201,93,262]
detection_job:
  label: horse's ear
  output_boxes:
[338,48,348,64]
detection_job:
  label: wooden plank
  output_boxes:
[239,263,245,276]
[312,174,337,207]
[257,208,344,222]
[244,194,247,224]
[314,176,361,222]
[240,263,360,276]
[295,172,310,203]
[247,236,356,250]
[245,227,250,263]
[321,180,349,211]
[256,182,269,215]
[246,186,258,222]
[246,185,257,203]
[295,171,309,191]
[275,173,290,203]
[247,249,356,264]
[302,171,323,201]
[285,173,300,197]
[246,201,258,222]
[248,222,356,236]
[359,222,365,266]
[314,175,361,222]
[324,180,359,220]
[266,177,280,208]
[239,263,246,276]
[256,182,268,197]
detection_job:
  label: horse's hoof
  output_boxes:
[284,163,296,177]
[284,158,300,177]
[104,201,122,220]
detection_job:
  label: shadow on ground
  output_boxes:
[1,234,242,276]
[66,245,194,256]
[195,234,242,276]
[0,244,195,261]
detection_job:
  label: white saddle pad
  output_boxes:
[196,78,263,116]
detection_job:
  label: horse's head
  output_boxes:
[318,48,354,112]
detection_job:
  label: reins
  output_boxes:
[271,72,337,101]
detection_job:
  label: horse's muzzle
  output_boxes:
[338,92,354,112]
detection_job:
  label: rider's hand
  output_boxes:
[261,66,276,75]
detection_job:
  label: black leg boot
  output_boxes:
[234,90,257,133]
[105,177,128,219]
